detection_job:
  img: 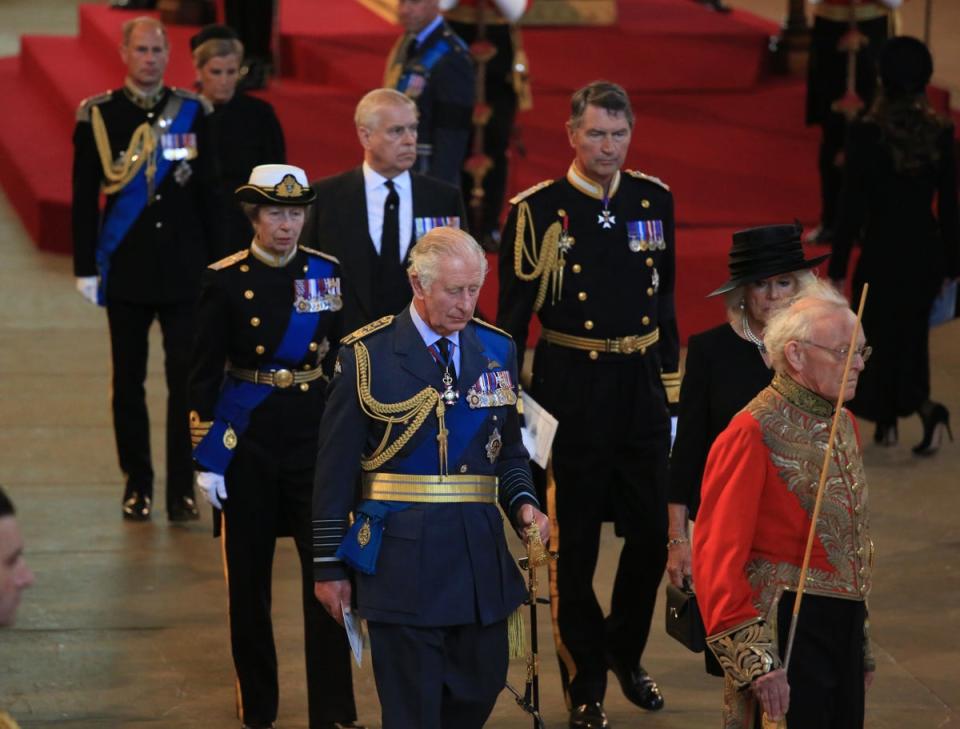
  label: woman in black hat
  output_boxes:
[191,25,286,253]
[830,36,959,454]
[188,165,362,729]
[666,224,826,627]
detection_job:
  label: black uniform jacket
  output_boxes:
[72,86,224,303]
[312,310,537,627]
[301,166,467,332]
[386,20,475,185]
[188,245,342,467]
[497,166,681,429]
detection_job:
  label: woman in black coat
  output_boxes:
[830,36,959,454]
[666,225,825,596]
[192,25,287,251]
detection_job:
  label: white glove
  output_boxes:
[670,415,679,449]
[196,471,227,510]
[75,276,99,304]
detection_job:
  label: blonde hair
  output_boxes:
[354,88,417,130]
[408,227,488,291]
[723,269,818,324]
[763,279,850,373]
[193,38,244,69]
[121,17,168,48]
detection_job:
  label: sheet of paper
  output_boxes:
[519,391,558,469]
[341,601,363,667]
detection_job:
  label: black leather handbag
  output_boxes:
[664,580,706,653]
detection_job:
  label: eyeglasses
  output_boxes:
[801,341,873,363]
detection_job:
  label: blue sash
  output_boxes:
[94,96,201,306]
[337,324,514,574]
[193,254,334,475]
[396,38,454,93]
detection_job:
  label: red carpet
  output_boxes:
[0,0,932,339]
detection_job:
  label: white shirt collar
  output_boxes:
[409,302,460,351]
[362,161,411,192]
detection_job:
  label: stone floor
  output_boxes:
[1,1,958,727]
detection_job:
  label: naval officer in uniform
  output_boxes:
[72,16,223,521]
[312,227,549,729]
[189,165,361,729]
[497,80,678,728]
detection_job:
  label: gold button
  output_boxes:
[460,464,468,473]
[845,462,854,472]
[641,199,650,208]
[578,291,588,301]
[240,264,250,273]
[571,264,582,274]
[858,567,866,577]
[589,350,599,360]
[851,481,859,492]
[308,341,318,351]
[860,585,868,594]
[255,345,265,355]
[856,523,863,534]
[300,383,310,392]
[854,505,862,515]
[857,547,864,557]
[647,287,654,296]
[244,290,255,300]
[303,363,312,370]
[250,317,260,327]
[303,265,309,273]
[642,315,650,325]
[645,257,654,267]
[584,320,594,331]
[557,208,566,217]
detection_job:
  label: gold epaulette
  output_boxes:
[509,179,554,205]
[471,317,513,339]
[626,169,671,192]
[76,90,113,122]
[172,86,213,115]
[300,245,340,265]
[341,315,394,346]
[208,249,250,270]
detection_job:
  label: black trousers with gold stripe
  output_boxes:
[221,438,356,728]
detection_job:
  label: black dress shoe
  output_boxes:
[913,402,953,456]
[168,495,200,522]
[608,660,664,711]
[873,421,898,446]
[122,492,152,521]
[570,702,608,729]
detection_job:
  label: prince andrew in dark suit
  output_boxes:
[300,88,467,333]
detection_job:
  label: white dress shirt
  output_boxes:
[363,162,413,262]
[410,303,461,377]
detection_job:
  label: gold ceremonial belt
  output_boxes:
[540,327,660,356]
[814,4,889,22]
[228,366,324,389]
[444,5,511,23]
[362,473,498,504]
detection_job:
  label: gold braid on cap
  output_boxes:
[512,201,565,311]
[91,105,157,196]
[354,342,448,474]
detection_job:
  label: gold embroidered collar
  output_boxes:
[251,241,298,268]
[771,372,833,417]
[123,78,165,110]
[566,163,620,201]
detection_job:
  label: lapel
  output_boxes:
[337,167,376,318]
[393,307,445,389]
[457,322,487,399]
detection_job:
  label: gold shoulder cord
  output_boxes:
[512,201,565,311]
[354,341,449,474]
[91,105,157,196]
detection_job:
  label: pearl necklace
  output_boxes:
[741,311,766,353]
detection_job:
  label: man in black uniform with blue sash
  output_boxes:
[313,227,549,729]
[384,0,475,186]
[498,81,679,729]
[72,16,222,522]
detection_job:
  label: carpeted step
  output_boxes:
[0,58,73,253]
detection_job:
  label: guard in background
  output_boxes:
[384,0,476,186]
[804,0,899,244]
[189,165,361,729]
[72,16,222,522]
[191,24,286,251]
[312,227,549,729]
[497,81,678,729]
[444,0,532,250]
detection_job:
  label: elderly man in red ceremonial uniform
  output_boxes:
[693,282,875,728]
